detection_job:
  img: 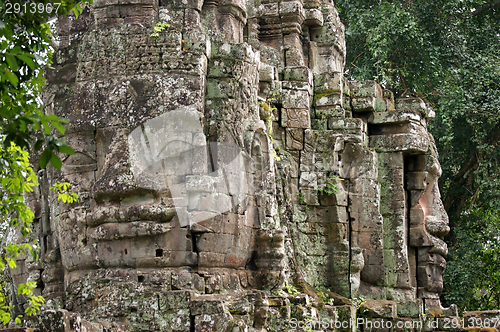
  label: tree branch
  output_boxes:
[472,2,500,16]
[444,121,500,217]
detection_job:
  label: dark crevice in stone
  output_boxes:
[246,251,258,271]
[345,178,352,298]
[190,314,195,332]
[38,276,45,293]
[275,103,283,126]
[243,21,249,41]
[208,140,218,173]
[191,232,199,257]
[43,235,48,254]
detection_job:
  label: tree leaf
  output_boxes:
[4,69,19,86]
[51,121,65,135]
[39,148,52,169]
[44,114,65,122]
[57,144,75,155]
[5,54,19,72]
[49,152,62,170]
[16,54,36,70]
[34,139,43,151]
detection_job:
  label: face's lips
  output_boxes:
[427,234,448,257]
[87,221,172,241]
[59,205,191,271]
[86,204,176,227]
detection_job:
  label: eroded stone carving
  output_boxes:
[7,1,458,331]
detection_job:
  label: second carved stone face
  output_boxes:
[408,151,450,300]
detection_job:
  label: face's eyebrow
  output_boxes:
[155,139,195,159]
[63,151,97,162]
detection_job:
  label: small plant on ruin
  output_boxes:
[150,22,170,39]
[316,176,342,195]
[353,296,369,318]
[353,296,366,308]
[297,192,310,213]
[258,98,281,161]
[316,289,334,305]
[303,316,315,332]
[258,100,274,130]
[297,192,305,204]
[284,282,300,296]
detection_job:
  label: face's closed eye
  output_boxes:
[62,152,98,174]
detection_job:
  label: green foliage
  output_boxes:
[303,316,315,332]
[0,141,41,325]
[0,1,89,325]
[442,210,500,311]
[297,192,310,213]
[316,289,334,305]
[284,281,300,296]
[0,275,21,325]
[336,0,500,311]
[0,0,84,169]
[353,296,368,318]
[258,98,281,161]
[0,141,38,241]
[150,22,170,39]
[258,99,276,131]
[316,177,342,195]
[50,182,79,204]
[16,281,44,318]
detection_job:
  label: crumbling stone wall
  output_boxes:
[6,0,465,331]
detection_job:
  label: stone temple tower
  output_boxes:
[8,0,461,330]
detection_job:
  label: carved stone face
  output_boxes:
[410,154,450,299]
[54,103,258,286]
[407,147,449,306]
[42,5,282,314]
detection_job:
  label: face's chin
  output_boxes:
[415,214,448,298]
[418,248,446,296]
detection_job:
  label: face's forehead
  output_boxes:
[58,83,202,132]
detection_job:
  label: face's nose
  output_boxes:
[93,109,207,205]
[93,126,157,203]
[423,172,450,239]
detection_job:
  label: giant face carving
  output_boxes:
[39,5,285,314]
[408,151,450,300]
[54,107,254,279]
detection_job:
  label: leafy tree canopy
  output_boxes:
[0,1,88,324]
[336,0,500,310]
